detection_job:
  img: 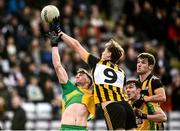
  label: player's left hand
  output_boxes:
[49,16,61,34]
[134,108,147,119]
[46,31,60,47]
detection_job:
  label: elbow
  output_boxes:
[163,115,167,122]
[158,94,166,103]
[53,63,62,71]
[161,96,166,102]
[161,114,167,122]
[162,111,167,122]
[158,113,167,123]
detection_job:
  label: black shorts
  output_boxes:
[102,101,137,130]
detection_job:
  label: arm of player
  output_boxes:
[58,32,89,63]
[144,88,166,103]
[52,47,68,84]
[135,108,167,123]
[147,109,167,123]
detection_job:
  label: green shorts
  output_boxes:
[60,124,87,131]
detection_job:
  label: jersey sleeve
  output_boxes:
[61,80,77,94]
[87,54,100,69]
[151,78,164,93]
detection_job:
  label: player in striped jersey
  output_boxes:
[48,17,137,130]
[125,79,167,130]
[135,52,166,130]
[136,53,166,104]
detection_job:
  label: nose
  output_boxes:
[126,88,130,93]
[75,74,79,79]
[137,63,141,67]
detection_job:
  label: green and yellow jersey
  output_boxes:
[61,80,95,119]
[135,102,158,130]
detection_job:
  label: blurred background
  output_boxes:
[0,0,179,130]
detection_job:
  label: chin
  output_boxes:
[137,71,143,75]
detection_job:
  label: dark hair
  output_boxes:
[126,79,141,89]
[105,39,124,63]
[137,52,156,66]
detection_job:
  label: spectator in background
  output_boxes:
[167,11,180,56]
[11,95,26,130]
[15,76,27,101]
[0,96,8,128]
[6,0,25,15]
[27,76,44,103]
[171,69,180,110]
[43,79,55,103]
[0,75,11,106]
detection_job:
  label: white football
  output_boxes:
[41,5,60,23]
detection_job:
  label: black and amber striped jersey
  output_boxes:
[87,54,126,104]
[139,74,164,97]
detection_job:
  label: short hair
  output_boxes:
[137,52,156,66]
[105,39,124,63]
[77,68,93,87]
[126,79,141,89]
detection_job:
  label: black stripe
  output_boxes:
[109,62,114,68]
[100,84,110,101]
[117,87,124,101]
[109,85,117,101]
[102,61,107,65]
[95,85,102,103]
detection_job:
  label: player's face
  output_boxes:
[75,72,90,89]
[125,83,139,101]
[101,48,111,60]
[137,58,150,75]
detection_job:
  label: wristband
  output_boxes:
[142,113,148,119]
[59,33,63,41]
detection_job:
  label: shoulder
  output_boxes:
[61,80,76,88]
[151,76,162,84]
[151,75,163,89]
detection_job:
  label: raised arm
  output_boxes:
[58,32,89,62]
[49,17,89,63]
[52,46,68,84]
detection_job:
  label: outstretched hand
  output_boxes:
[49,16,61,34]
[46,31,60,47]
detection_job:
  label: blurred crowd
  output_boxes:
[0,0,180,129]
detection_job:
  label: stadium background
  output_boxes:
[0,0,179,130]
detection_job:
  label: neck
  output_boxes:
[139,71,151,82]
[133,94,141,102]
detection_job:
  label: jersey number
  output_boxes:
[104,68,117,83]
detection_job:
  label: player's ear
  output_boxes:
[149,65,153,70]
[137,88,141,93]
[107,52,111,60]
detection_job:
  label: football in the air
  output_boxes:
[41,5,60,23]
